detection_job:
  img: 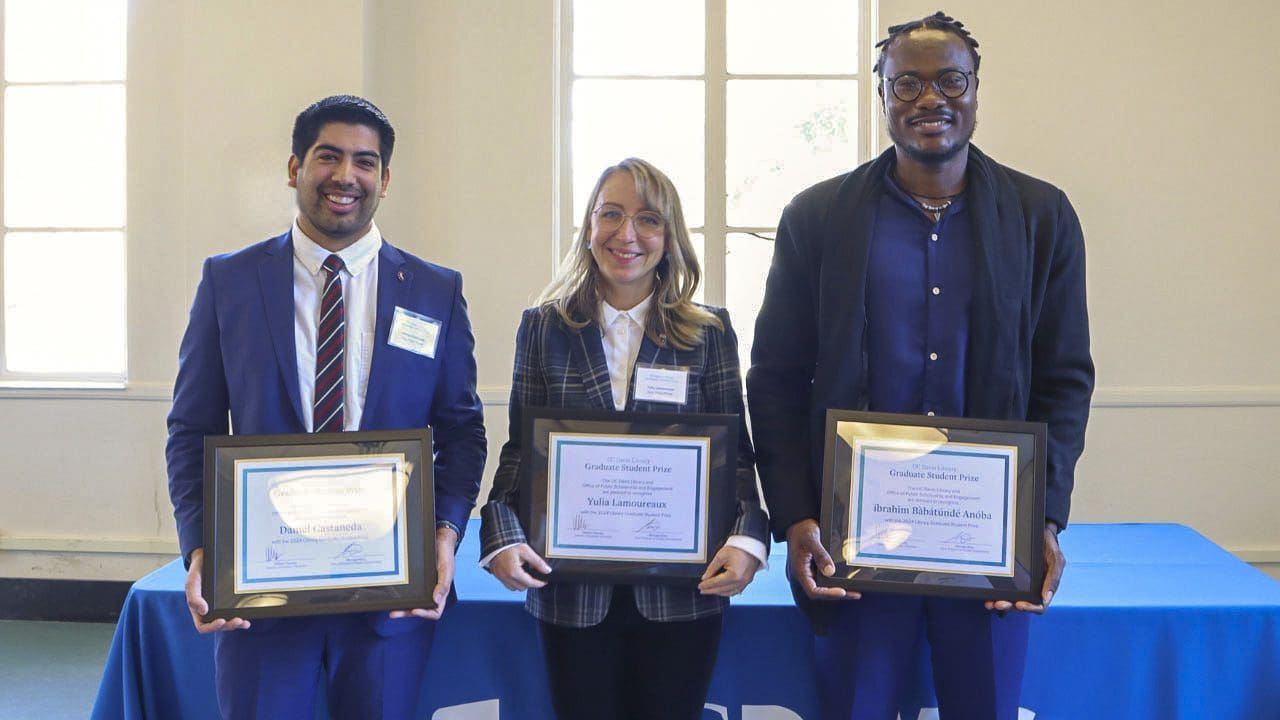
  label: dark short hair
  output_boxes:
[873,11,981,77]
[291,95,396,167]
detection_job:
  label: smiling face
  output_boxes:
[589,169,667,310]
[879,28,978,167]
[288,122,390,251]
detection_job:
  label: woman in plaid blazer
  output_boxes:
[480,158,770,720]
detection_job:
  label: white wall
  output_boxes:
[1,0,1277,583]
[882,0,1280,580]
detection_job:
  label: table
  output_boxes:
[92,523,1280,719]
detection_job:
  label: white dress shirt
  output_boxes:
[600,296,652,410]
[292,220,381,432]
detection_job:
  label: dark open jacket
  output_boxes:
[747,145,1094,545]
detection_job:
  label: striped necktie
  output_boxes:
[314,253,346,432]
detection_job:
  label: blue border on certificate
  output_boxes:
[238,460,403,586]
[550,439,704,555]
[853,446,1010,567]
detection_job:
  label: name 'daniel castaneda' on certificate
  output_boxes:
[851,437,1017,576]
[545,432,710,563]
[234,455,410,593]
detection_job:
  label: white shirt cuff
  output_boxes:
[485,538,768,570]
[723,535,769,570]
[479,542,522,569]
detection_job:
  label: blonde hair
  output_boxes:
[537,157,721,350]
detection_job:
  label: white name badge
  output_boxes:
[634,366,689,405]
[387,306,441,358]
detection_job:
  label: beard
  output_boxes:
[888,118,977,166]
[297,188,379,245]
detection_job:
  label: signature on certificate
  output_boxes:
[943,531,975,545]
[335,543,365,560]
[635,518,660,533]
[265,545,282,562]
[572,513,589,531]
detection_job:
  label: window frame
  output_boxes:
[554,0,881,305]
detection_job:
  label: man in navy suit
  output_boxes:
[747,13,1093,720]
[165,95,486,719]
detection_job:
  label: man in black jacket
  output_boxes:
[747,12,1093,719]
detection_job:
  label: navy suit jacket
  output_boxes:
[748,145,1094,544]
[166,231,487,629]
[481,304,769,628]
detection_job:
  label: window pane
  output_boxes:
[726,80,856,227]
[5,84,125,228]
[572,79,705,228]
[727,0,859,74]
[689,232,705,305]
[724,232,774,365]
[574,0,704,76]
[4,0,127,82]
[4,231,125,374]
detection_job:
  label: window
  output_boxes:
[2,0,127,385]
[559,0,877,360]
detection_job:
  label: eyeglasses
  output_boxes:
[884,70,975,102]
[593,205,665,238]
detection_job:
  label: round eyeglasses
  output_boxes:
[884,70,975,102]
[593,206,665,238]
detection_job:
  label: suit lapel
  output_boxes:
[568,321,615,410]
[259,231,305,428]
[361,241,410,428]
[966,147,1027,308]
[625,333,667,411]
[964,147,1027,417]
[822,150,892,409]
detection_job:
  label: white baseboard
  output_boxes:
[4,383,1279,408]
[1231,548,1280,564]
[0,535,178,555]
[1092,385,1280,408]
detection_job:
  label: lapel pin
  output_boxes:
[397,270,406,282]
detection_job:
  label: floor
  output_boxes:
[0,620,115,720]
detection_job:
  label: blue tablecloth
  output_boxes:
[92,523,1280,719]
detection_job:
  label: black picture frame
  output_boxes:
[817,410,1046,602]
[201,428,435,621]
[519,407,738,587]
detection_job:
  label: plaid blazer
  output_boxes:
[480,303,770,627]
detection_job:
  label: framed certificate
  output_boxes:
[200,429,436,620]
[817,410,1046,602]
[519,407,738,586]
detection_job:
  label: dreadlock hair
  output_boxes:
[872,11,981,77]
